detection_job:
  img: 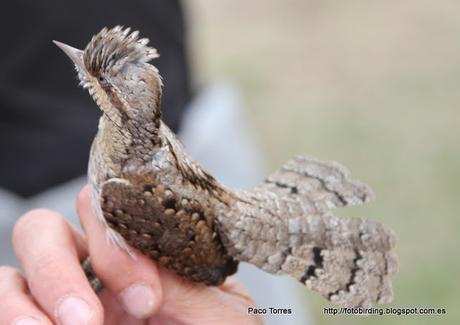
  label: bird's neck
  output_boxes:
[97,113,163,166]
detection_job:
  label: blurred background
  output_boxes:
[186,1,460,324]
[0,0,458,324]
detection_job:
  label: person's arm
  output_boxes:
[0,186,262,325]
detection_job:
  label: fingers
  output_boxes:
[0,266,53,324]
[156,268,263,324]
[218,276,256,305]
[77,186,163,319]
[13,209,103,325]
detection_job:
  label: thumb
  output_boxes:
[156,267,262,324]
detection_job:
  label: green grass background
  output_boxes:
[187,1,460,324]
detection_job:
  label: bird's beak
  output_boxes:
[53,40,85,71]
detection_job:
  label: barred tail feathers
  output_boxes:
[217,156,397,307]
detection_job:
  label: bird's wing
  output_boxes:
[217,155,397,308]
[99,176,238,285]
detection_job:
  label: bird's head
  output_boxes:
[54,26,162,129]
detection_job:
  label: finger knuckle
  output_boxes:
[27,253,66,292]
[13,209,63,245]
[0,266,24,290]
[0,265,21,279]
[77,186,91,208]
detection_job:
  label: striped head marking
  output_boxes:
[54,26,163,127]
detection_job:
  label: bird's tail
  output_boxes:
[218,156,398,307]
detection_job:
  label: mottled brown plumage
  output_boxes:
[100,175,237,285]
[54,26,398,307]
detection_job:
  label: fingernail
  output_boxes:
[56,296,94,325]
[13,317,41,325]
[119,283,156,319]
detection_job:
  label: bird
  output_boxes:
[54,26,398,308]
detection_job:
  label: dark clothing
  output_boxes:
[0,0,191,197]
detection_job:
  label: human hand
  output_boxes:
[0,186,262,324]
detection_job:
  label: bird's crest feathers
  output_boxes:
[83,26,159,76]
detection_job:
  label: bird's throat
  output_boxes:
[98,114,162,167]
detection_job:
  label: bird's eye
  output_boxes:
[98,76,108,86]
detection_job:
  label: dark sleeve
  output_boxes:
[0,0,192,197]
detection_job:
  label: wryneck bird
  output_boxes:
[54,26,397,308]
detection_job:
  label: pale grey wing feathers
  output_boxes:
[218,155,397,307]
[258,155,374,213]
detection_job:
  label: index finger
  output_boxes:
[77,185,163,319]
[13,209,104,324]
